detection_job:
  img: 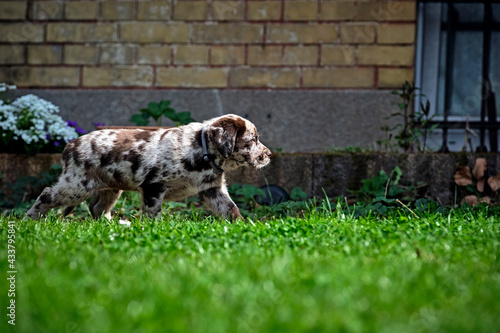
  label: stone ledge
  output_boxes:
[3,152,498,206]
[227,152,500,205]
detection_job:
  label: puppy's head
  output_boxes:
[208,114,271,170]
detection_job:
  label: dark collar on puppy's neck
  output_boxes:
[201,128,224,174]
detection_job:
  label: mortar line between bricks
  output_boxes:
[152,65,157,87]
[9,87,382,91]
[280,0,285,22]
[244,44,248,65]
[78,66,83,87]
[2,19,416,24]
[317,44,321,67]
[0,42,417,47]
[133,0,138,20]
[97,1,102,20]
[299,67,303,88]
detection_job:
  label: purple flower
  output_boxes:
[76,126,86,134]
[92,122,106,127]
[54,141,60,147]
[67,120,78,127]
[46,134,51,140]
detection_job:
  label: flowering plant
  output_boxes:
[0,83,85,155]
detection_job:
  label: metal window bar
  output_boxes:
[419,0,500,152]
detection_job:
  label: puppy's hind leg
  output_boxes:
[26,182,91,220]
[89,189,123,219]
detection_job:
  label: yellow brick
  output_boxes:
[137,46,170,65]
[121,23,189,42]
[173,1,207,21]
[101,1,135,20]
[138,1,171,20]
[211,1,244,21]
[247,1,281,21]
[173,45,209,65]
[320,2,355,21]
[229,68,300,88]
[191,24,263,43]
[30,1,63,20]
[0,45,25,64]
[0,23,44,43]
[378,68,414,88]
[210,46,245,65]
[356,1,416,21]
[83,66,153,87]
[340,23,377,43]
[27,45,62,64]
[65,45,98,64]
[47,23,117,42]
[378,24,416,44]
[248,46,282,65]
[10,67,79,87]
[0,1,27,20]
[100,45,135,65]
[267,24,338,43]
[321,45,356,65]
[156,67,227,88]
[284,1,318,21]
[65,2,99,20]
[303,68,374,88]
[283,45,317,65]
[358,45,414,65]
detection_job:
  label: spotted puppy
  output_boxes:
[27,114,271,220]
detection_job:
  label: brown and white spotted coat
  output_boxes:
[26,114,271,220]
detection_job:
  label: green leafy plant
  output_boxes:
[130,100,195,126]
[290,187,307,201]
[228,183,266,211]
[413,99,439,152]
[325,145,372,153]
[348,166,429,216]
[378,81,438,152]
[226,183,312,218]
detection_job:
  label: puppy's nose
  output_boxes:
[266,149,272,157]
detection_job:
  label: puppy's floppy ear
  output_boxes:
[209,115,246,158]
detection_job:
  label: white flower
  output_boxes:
[0,83,16,93]
[0,90,79,152]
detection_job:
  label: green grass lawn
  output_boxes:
[1,207,499,333]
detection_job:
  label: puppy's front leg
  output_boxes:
[199,187,243,221]
[141,183,167,219]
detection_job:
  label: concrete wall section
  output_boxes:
[12,89,400,152]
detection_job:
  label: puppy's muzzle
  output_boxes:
[257,147,272,167]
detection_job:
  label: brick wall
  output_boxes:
[0,0,416,90]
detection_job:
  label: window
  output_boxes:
[415,0,500,152]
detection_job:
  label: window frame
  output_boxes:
[415,0,500,152]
